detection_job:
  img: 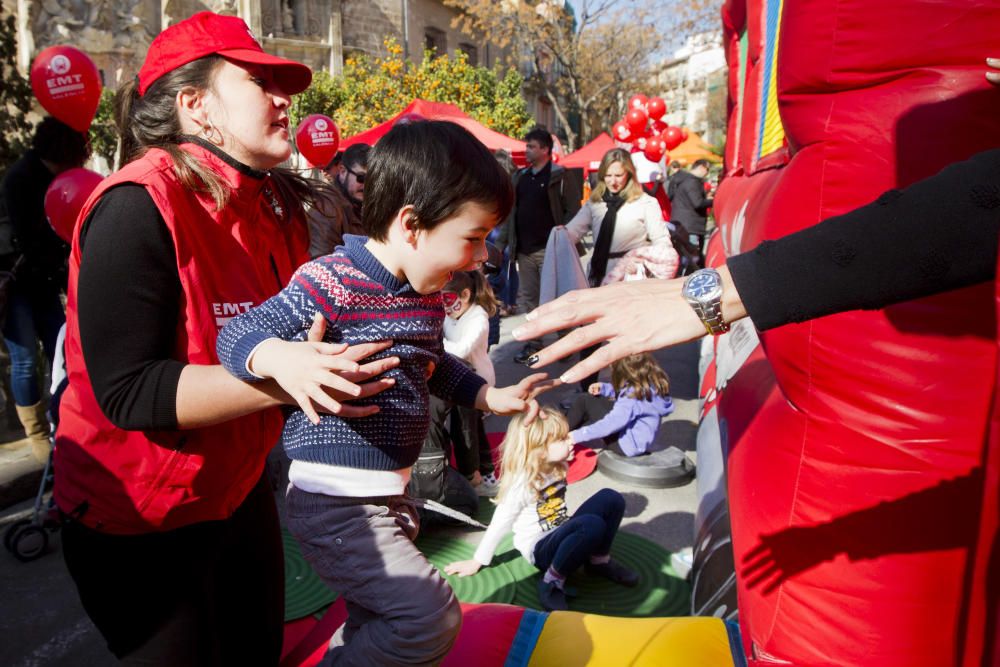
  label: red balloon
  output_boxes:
[643,137,666,163]
[30,46,102,132]
[44,168,103,243]
[704,181,714,193]
[651,119,669,135]
[661,126,684,151]
[625,108,648,134]
[295,114,341,168]
[647,97,667,120]
[612,120,633,143]
[628,94,648,112]
[635,136,649,151]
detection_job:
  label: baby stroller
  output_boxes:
[4,325,66,562]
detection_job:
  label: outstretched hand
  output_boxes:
[480,372,561,424]
[510,279,708,385]
[444,559,482,577]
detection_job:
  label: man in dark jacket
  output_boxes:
[307,143,369,257]
[499,128,580,363]
[668,159,714,267]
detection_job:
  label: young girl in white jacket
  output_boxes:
[434,270,500,495]
[445,409,638,611]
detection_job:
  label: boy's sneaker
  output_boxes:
[537,579,569,611]
[585,559,639,587]
[476,472,500,497]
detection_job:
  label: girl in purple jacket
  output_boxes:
[566,353,674,456]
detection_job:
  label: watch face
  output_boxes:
[686,271,719,298]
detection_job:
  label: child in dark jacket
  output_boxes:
[566,352,673,456]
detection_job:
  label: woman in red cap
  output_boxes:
[53,11,396,664]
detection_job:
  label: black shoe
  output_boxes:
[537,578,569,611]
[585,559,639,587]
[514,344,541,365]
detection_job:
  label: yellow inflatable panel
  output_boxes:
[527,613,735,666]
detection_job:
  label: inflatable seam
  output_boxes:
[504,609,548,667]
[726,619,748,667]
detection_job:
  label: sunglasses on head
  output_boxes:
[345,166,365,184]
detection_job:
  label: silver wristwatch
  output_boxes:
[682,268,730,335]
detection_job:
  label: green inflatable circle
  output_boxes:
[283,530,338,622]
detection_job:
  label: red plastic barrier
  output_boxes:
[712,1,1000,665]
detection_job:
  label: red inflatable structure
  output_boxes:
[704,1,1000,665]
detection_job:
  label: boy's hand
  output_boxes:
[479,373,559,423]
[588,382,602,396]
[444,559,482,577]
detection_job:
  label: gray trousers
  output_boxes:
[516,248,547,347]
[286,487,462,666]
[515,248,547,314]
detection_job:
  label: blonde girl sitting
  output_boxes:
[445,408,638,611]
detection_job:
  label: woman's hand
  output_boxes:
[252,313,398,423]
[512,268,746,384]
[588,382,603,396]
[444,559,483,577]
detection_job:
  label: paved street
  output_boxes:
[0,312,701,666]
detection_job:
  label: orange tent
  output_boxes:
[668,130,722,166]
[338,99,526,162]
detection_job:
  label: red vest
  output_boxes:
[54,144,308,534]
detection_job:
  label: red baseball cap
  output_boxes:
[138,11,312,96]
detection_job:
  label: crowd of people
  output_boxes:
[0,11,707,665]
[15,6,985,665]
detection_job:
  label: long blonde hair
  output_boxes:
[496,408,569,503]
[589,148,644,204]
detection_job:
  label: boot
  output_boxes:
[16,401,51,463]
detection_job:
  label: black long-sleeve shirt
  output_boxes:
[728,149,1000,330]
[77,185,183,430]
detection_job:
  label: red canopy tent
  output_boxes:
[339,99,526,164]
[561,132,616,175]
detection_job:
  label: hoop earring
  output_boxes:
[201,121,223,146]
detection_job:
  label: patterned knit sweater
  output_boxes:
[216,235,487,470]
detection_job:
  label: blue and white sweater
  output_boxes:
[217,235,487,472]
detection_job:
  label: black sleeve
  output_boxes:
[1,157,68,285]
[727,149,1000,331]
[77,185,184,430]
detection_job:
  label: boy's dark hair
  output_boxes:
[692,159,711,170]
[32,117,90,168]
[523,127,553,152]
[342,143,370,171]
[362,121,514,241]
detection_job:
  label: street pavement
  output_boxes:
[0,310,701,666]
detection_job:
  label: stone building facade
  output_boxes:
[6,0,497,91]
[652,31,727,145]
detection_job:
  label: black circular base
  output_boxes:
[597,447,696,489]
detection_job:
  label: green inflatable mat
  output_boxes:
[284,504,691,621]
